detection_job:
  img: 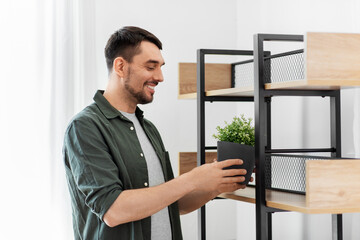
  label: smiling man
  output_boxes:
[63,26,248,240]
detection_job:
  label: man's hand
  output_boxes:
[182,159,247,195]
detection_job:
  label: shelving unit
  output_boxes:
[180,155,360,213]
[178,33,360,99]
[178,32,360,240]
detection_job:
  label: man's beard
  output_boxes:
[124,69,154,105]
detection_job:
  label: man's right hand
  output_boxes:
[182,159,247,195]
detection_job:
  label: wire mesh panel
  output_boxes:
[233,50,305,87]
[264,50,305,84]
[234,60,254,88]
[264,154,331,194]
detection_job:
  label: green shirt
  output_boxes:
[63,90,182,240]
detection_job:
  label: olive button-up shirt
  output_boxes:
[63,90,182,240]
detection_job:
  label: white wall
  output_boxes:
[78,0,360,239]
[235,0,360,239]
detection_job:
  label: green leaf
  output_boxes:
[213,114,255,146]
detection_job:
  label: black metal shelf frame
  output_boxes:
[196,34,343,240]
[197,49,254,240]
[254,33,342,240]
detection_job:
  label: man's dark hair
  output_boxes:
[104,26,162,72]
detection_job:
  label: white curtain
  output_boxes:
[0,0,92,239]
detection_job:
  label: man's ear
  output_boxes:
[113,57,127,78]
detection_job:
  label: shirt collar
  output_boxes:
[93,90,144,120]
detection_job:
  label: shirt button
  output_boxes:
[140,153,144,157]
[144,182,148,187]
[130,126,134,131]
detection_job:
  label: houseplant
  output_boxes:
[213,114,255,185]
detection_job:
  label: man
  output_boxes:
[63,26,248,240]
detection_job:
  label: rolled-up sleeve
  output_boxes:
[64,118,123,221]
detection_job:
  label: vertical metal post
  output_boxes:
[330,90,341,158]
[330,90,343,240]
[332,214,343,240]
[197,49,206,240]
[231,63,236,88]
[265,97,272,189]
[265,97,272,240]
[267,212,273,240]
[265,49,273,237]
[264,51,272,191]
[254,34,269,240]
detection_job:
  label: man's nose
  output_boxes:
[154,69,164,82]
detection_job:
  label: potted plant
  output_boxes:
[213,114,255,185]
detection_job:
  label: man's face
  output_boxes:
[123,41,165,105]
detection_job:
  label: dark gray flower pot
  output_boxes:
[217,141,255,185]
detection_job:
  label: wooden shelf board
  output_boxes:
[206,87,254,97]
[178,152,217,175]
[178,62,231,96]
[178,87,254,99]
[306,32,360,82]
[265,80,340,90]
[178,80,360,99]
[306,160,360,211]
[264,79,360,90]
[178,92,197,99]
[219,187,360,214]
[219,187,256,204]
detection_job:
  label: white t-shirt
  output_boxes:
[120,111,172,240]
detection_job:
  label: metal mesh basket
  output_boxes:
[234,60,254,88]
[264,50,305,84]
[264,154,333,194]
[233,49,305,87]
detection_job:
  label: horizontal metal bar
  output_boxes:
[199,49,253,56]
[232,59,254,66]
[205,146,217,150]
[207,147,336,153]
[265,206,288,213]
[205,96,254,102]
[232,51,271,66]
[264,90,339,97]
[213,196,226,200]
[264,49,304,61]
[265,148,335,154]
[232,49,303,67]
[257,33,304,42]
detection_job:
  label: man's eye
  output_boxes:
[147,67,155,70]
